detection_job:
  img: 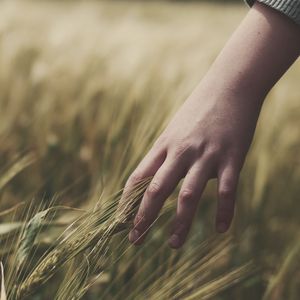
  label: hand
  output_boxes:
[123,81,262,249]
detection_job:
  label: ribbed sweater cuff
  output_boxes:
[245,0,300,25]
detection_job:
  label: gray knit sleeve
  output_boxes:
[245,0,300,25]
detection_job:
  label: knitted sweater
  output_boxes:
[245,0,300,25]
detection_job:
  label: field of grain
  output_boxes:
[0,1,299,299]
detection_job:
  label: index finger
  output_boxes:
[117,147,166,222]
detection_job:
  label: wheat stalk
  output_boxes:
[16,178,150,299]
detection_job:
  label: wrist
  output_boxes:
[189,68,267,114]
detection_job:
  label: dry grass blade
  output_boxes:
[139,236,255,300]
[263,239,300,300]
[184,262,255,300]
[0,153,36,192]
[0,263,7,300]
[0,223,22,240]
[0,203,25,218]
[138,237,230,299]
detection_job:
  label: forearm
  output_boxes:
[199,2,300,103]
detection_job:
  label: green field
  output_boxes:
[0,1,299,299]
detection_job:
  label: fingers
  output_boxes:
[125,140,240,248]
[129,157,186,245]
[121,147,167,202]
[117,146,166,223]
[216,163,239,233]
[169,161,211,249]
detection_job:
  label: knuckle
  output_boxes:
[153,135,168,148]
[205,143,223,159]
[219,187,234,200]
[195,140,206,156]
[171,140,206,160]
[179,189,195,203]
[124,171,145,197]
[146,181,163,198]
[128,171,144,186]
[173,142,192,159]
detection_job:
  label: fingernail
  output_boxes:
[129,229,139,243]
[169,234,181,249]
[217,222,228,233]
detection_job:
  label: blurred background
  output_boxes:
[0,0,299,299]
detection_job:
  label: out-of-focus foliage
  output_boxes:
[0,1,299,299]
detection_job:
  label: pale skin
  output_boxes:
[121,2,300,249]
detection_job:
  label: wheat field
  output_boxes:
[0,1,299,299]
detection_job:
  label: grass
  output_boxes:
[0,0,300,299]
